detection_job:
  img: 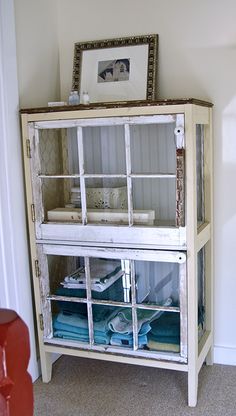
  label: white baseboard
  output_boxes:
[214,345,236,366]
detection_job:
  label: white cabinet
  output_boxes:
[21,99,213,406]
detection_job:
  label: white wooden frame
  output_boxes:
[29,113,186,247]
[38,244,187,362]
[21,102,213,407]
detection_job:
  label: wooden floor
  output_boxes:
[34,355,236,415]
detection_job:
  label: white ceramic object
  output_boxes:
[71,186,128,209]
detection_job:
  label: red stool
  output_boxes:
[0,309,33,416]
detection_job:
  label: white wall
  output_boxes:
[0,0,38,380]
[14,0,60,107]
[12,0,236,366]
[57,0,236,365]
[0,0,60,381]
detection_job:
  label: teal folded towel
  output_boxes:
[148,312,180,344]
[150,312,180,337]
[53,311,111,344]
[55,278,124,316]
[53,329,110,345]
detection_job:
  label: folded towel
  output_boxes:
[55,279,124,316]
[110,333,147,348]
[147,340,180,353]
[110,322,151,348]
[150,312,180,338]
[108,298,172,335]
[54,311,107,332]
[61,259,123,292]
[53,329,110,345]
[148,334,180,344]
[53,311,111,344]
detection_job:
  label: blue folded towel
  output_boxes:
[53,311,111,344]
[110,322,151,348]
[53,329,110,345]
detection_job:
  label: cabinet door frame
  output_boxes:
[37,243,188,363]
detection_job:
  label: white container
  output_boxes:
[71,186,128,209]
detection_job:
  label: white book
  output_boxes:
[47,208,155,225]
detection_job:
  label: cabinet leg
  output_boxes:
[188,371,198,407]
[205,345,213,366]
[40,351,52,383]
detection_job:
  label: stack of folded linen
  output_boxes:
[107,298,172,349]
[53,311,111,344]
[108,297,172,334]
[147,312,180,353]
[60,259,123,292]
[55,277,124,316]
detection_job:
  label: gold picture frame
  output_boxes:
[72,34,158,103]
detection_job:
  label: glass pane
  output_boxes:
[130,123,176,174]
[38,128,79,175]
[196,124,205,224]
[198,247,205,339]
[146,311,180,353]
[135,260,180,306]
[92,305,119,346]
[52,301,89,343]
[49,255,87,300]
[43,178,83,223]
[85,178,128,225]
[132,178,176,225]
[83,125,126,174]
[89,258,127,303]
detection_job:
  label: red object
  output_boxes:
[0,309,33,416]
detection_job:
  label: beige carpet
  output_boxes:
[34,355,236,416]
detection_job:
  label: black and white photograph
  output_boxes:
[97,58,130,83]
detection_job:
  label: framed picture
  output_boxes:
[72,34,158,103]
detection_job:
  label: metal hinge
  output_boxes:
[26,139,31,158]
[35,260,40,278]
[31,204,35,222]
[39,314,44,331]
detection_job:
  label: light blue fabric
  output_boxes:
[53,329,110,345]
[53,312,111,344]
[110,333,147,348]
[110,322,151,347]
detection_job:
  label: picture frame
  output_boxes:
[72,34,158,104]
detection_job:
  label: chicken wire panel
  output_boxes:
[42,178,72,217]
[38,128,79,175]
[130,123,176,174]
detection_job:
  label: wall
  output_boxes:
[57,0,236,365]
[14,0,60,107]
[12,0,236,366]
[0,0,59,381]
[0,0,38,380]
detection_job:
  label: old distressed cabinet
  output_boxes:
[21,99,213,407]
